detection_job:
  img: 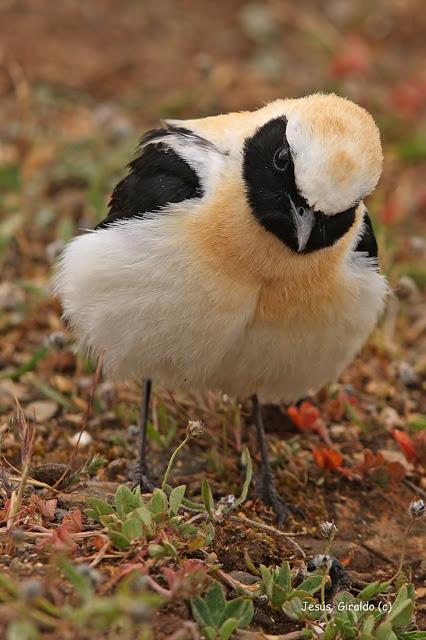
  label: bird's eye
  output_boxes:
[273,146,290,172]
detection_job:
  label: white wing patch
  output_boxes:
[142,126,229,195]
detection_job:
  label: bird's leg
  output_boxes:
[135,377,155,492]
[251,393,289,526]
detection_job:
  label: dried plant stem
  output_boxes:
[390,518,415,582]
[320,573,328,623]
[51,351,104,490]
[7,399,36,531]
[161,435,190,490]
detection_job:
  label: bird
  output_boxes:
[54,93,387,523]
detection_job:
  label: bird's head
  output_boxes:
[241,93,383,253]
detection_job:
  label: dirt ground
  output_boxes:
[0,0,425,638]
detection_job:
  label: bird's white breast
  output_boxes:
[55,207,387,403]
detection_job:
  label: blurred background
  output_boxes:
[0,1,425,471]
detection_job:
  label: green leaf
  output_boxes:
[386,597,414,629]
[108,530,131,550]
[6,345,49,381]
[296,575,323,595]
[357,581,390,601]
[134,505,153,531]
[148,543,167,558]
[122,516,143,540]
[392,584,415,612]
[0,164,20,191]
[201,479,215,519]
[259,564,273,596]
[191,595,215,628]
[243,550,260,576]
[0,573,19,597]
[149,488,168,515]
[323,623,337,640]
[232,447,253,510]
[276,561,291,592]
[398,633,426,639]
[221,598,253,627]
[204,628,217,640]
[376,621,397,640]
[236,599,254,627]
[269,583,288,609]
[169,484,186,515]
[162,542,178,558]
[86,497,114,518]
[282,597,322,622]
[99,513,119,527]
[58,556,93,599]
[361,615,376,634]
[205,582,227,626]
[6,620,38,640]
[114,485,141,517]
[219,618,239,640]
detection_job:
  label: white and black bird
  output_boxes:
[55,93,387,522]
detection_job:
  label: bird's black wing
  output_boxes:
[96,127,204,229]
[354,209,378,259]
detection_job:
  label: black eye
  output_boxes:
[273,146,290,172]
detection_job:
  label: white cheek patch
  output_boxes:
[286,115,382,215]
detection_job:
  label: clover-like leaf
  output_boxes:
[121,516,143,541]
[357,581,390,601]
[201,479,215,519]
[114,485,142,517]
[386,597,414,629]
[169,484,186,515]
[108,530,131,550]
[219,618,239,640]
[149,488,169,516]
[296,575,323,595]
[376,621,397,640]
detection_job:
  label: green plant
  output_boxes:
[258,561,323,621]
[0,558,161,640]
[191,581,253,640]
[323,582,426,640]
[85,483,214,552]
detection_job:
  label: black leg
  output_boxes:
[252,393,290,526]
[135,377,155,492]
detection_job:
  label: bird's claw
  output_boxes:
[258,478,304,526]
[132,468,156,493]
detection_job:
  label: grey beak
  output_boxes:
[288,196,315,252]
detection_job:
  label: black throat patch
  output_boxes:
[243,117,357,253]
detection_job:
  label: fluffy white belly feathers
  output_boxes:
[55,204,386,402]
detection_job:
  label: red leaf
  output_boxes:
[92,534,106,551]
[390,81,426,119]
[37,522,77,553]
[36,498,57,521]
[377,198,403,225]
[312,447,343,472]
[287,401,320,431]
[330,36,370,78]
[62,509,83,533]
[392,429,416,462]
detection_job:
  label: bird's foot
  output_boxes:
[257,477,304,526]
[132,467,156,493]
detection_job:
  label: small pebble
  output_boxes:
[398,361,419,388]
[69,430,92,447]
[396,275,418,300]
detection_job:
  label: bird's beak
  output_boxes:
[288,196,315,252]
